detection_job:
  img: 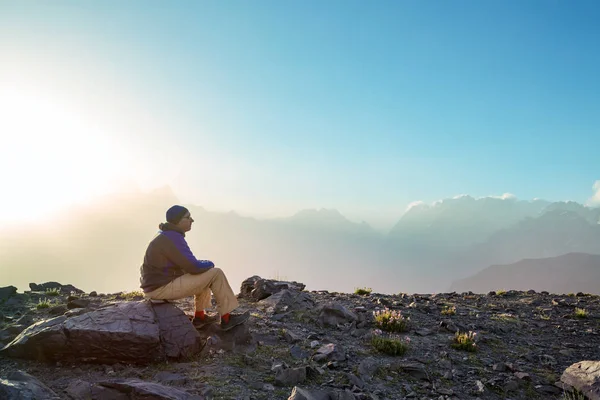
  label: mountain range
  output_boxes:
[1,186,599,295]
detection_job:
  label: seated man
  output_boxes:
[140,205,249,330]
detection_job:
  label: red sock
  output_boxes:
[195,310,205,320]
[222,313,230,323]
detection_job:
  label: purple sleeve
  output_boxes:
[165,231,214,272]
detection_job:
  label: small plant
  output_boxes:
[354,287,372,295]
[441,305,456,315]
[373,308,409,333]
[45,288,60,296]
[491,313,519,323]
[36,299,51,309]
[495,289,506,296]
[451,331,477,352]
[562,389,588,400]
[371,330,409,356]
[574,308,588,319]
[539,312,551,320]
[122,291,144,300]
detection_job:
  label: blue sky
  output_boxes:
[1,0,599,227]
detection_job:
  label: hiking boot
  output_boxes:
[192,314,220,329]
[220,311,250,331]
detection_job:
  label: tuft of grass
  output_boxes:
[373,308,409,333]
[122,291,144,300]
[354,287,372,295]
[451,331,477,352]
[539,312,551,320]
[36,299,52,309]
[441,305,456,316]
[371,332,409,356]
[495,289,506,296]
[45,288,61,296]
[574,308,588,319]
[491,313,520,323]
[562,389,587,400]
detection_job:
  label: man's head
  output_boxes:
[166,205,194,232]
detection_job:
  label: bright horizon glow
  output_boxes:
[0,84,127,223]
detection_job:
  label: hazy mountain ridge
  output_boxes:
[2,186,599,295]
[450,252,600,294]
[389,196,551,248]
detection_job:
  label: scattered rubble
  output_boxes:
[0,280,599,399]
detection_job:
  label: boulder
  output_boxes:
[288,386,357,400]
[260,289,315,314]
[239,276,306,301]
[98,378,204,399]
[560,360,600,400]
[316,303,357,327]
[1,301,201,364]
[0,370,60,399]
[0,286,17,301]
[66,379,128,400]
[197,320,252,352]
[29,282,84,294]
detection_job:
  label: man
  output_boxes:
[140,205,249,330]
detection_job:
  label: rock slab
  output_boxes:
[560,360,600,400]
[1,301,200,364]
[0,370,61,400]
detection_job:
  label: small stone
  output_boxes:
[284,330,303,344]
[514,372,531,380]
[493,363,507,372]
[263,383,275,391]
[290,344,309,359]
[475,380,485,393]
[275,366,307,387]
[415,328,432,336]
[248,381,263,390]
[504,380,519,392]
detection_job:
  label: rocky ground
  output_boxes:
[0,278,599,400]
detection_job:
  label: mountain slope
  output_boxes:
[449,252,600,294]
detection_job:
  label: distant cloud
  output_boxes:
[407,193,518,212]
[586,180,600,206]
[486,193,517,200]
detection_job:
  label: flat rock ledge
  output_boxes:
[0,301,201,364]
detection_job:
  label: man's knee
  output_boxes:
[213,267,224,277]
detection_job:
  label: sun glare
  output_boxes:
[0,85,125,223]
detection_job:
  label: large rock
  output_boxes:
[560,360,600,400]
[1,301,201,364]
[98,378,204,399]
[66,379,128,400]
[316,303,357,327]
[29,282,84,294]
[259,289,315,314]
[287,386,357,400]
[0,370,60,399]
[239,276,306,301]
[152,302,201,359]
[0,286,17,301]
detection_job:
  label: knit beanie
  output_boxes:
[166,205,189,224]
